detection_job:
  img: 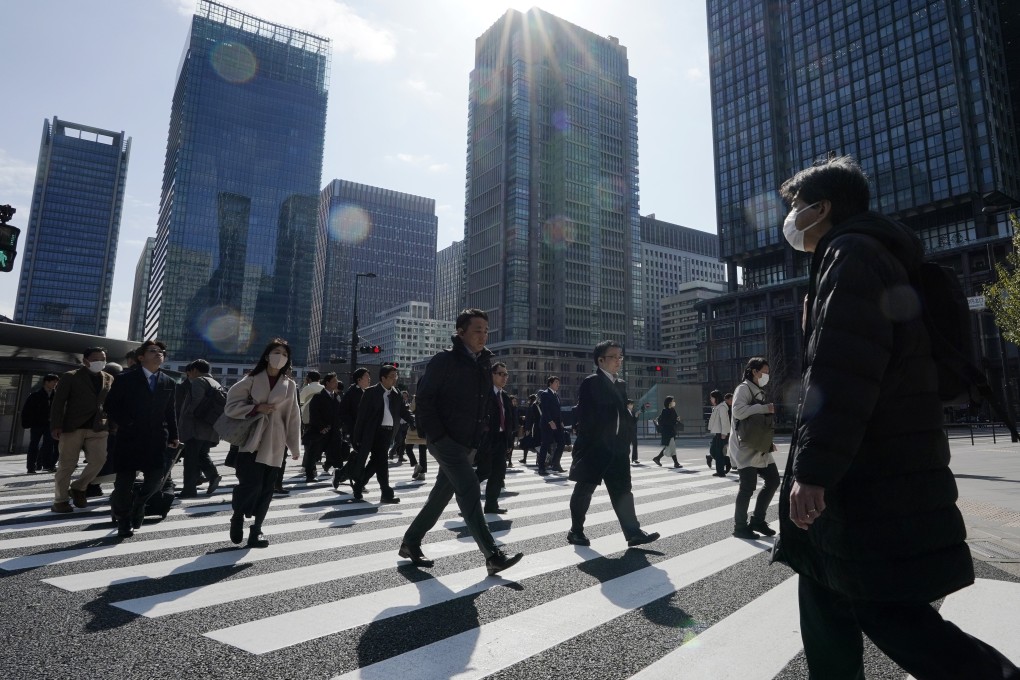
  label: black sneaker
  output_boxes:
[732,525,761,540]
[485,549,524,576]
[398,542,434,567]
[749,520,777,537]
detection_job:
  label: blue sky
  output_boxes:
[0,0,716,339]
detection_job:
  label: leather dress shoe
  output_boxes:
[626,530,660,547]
[566,530,590,546]
[130,505,145,530]
[380,496,401,504]
[273,485,289,495]
[229,515,244,545]
[484,506,507,514]
[177,490,198,499]
[552,466,566,473]
[247,531,270,549]
[69,487,88,508]
[537,468,549,476]
[485,549,524,576]
[51,501,74,514]
[117,518,133,538]
[85,484,104,498]
[332,469,346,489]
[732,525,761,540]
[305,473,317,483]
[351,481,364,500]
[748,519,777,537]
[398,542,434,567]
[206,475,221,495]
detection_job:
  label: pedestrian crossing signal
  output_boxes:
[0,208,19,273]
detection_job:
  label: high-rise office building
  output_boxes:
[308,180,438,366]
[640,214,725,351]
[464,8,642,350]
[358,302,455,377]
[128,237,155,342]
[661,281,725,384]
[14,117,130,335]
[701,0,1020,409]
[435,240,465,322]
[144,0,329,364]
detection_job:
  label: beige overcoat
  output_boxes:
[224,371,301,467]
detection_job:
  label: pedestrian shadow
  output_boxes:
[955,473,1020,484]
[575,548,690,629]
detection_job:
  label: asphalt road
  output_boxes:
[2,437,1018,680]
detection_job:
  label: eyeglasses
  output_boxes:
[146,349,166,355]
[493,371,509,376]
[603,354,624,360]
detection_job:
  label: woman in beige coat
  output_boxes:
[225,338,301,548]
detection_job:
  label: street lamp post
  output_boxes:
[350,272,377,374]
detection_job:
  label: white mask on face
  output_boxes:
[783,202,822,252]
[757,373,770,387]
[268,354,288,370]
[86,360,105,374]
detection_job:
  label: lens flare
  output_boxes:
[211,42,258,84]
[328,204,373,244]
[541,215,575,250]
[552,109,571,132]
[195,305,253,353]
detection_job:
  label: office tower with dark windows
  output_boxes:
[14,117,130,335]
[640,214,724,351]
[308,180,438,366]
[435,240,466,322]
[143,0,329,364]
[465,8,642,350]
[128,237,155,341]
[700,0,1020,412]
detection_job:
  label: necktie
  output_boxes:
[149,373,157,392]
[497,393,505,431]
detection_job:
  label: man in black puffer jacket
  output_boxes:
[775,156,1018,679]
[399,309,523,577]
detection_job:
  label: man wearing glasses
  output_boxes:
[476,362,515,514]
[566,340,659,548]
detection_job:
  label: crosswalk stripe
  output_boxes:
[628,576,802,679]
[329,538,769,680]
[203,504,765,653]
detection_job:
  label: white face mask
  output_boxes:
[757,373,770,387]
[86,360,105,374]
[783,202,822,252]
[268,353,288,370]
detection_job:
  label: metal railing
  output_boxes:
[943,422,1010,445]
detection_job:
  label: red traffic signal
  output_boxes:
[655,365,662,372]
[371,345,381,354]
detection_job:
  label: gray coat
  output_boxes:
[178,376,222,443]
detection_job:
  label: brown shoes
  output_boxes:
[69,487,88,508]
[51,501,74,514]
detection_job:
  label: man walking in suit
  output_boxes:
[304,372,343,482]
[333,367,370,489]
[476,362,515,514]
[399,309,523,576]
[103,340,179,538]
[50,347,113,513]
[566,340,660,548]
[22,373,59,474]
[351,364,412,503]
[537,376,564,474]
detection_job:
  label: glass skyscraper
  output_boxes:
[308,180,438,366]
[701,0,1020,407]
[14,117,130,335]
[464,8,642,348]
[144,0,329,364]
[434,240,465,322]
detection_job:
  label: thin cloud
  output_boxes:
[0,149,37,207]
[389,153,431,165]
[405,77,443,102]
[171,0,397,62]
[428,164,449,173]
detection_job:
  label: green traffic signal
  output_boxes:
[0,221,19,273]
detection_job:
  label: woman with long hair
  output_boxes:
[223,338,301,548]
[652,396,682,468]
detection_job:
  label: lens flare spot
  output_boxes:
[211,42,258,84]
[195,306,253,353]
[541,216,576,250]
[328,204,373,244]
[552,109,571,132]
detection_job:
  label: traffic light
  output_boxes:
[645,365,664,373]
[359,345,383,354]
[0,205,19,273]
[391,362,399,368]
[371,345,381,354]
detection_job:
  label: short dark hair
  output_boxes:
[456,308,488,331]
[779,155,870,226]
[306,370,322,382]
[491,361,507,373]
[626,399,634,406]
[663,396,675,408]
[724,392,733,401]
[43,373,59,383]
[124,350,136,362]
[352,367,370,382]
[528,394,537,403]
[743,357,769,382]
[322,372,337,385]
[546,376,559,386]
[139,339,167,357]
[188,359,211,374]
[592,340,622,364]
[379,364,398,380]
[710,389,723,403]
[83,346,106,361]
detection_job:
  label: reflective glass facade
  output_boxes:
[15,118,130,335]
[465,9,642,348]
[308,180,438,365]
[128,236,155,342]
[144,0,329,364]
[434,240,465,322]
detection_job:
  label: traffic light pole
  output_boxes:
[350,272,376,376]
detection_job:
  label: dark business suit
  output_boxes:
[104,368,179,527]
[567,371,642,538]
[352,384,412,500]
[476,388,515,511]
[537,387,563,472]
[334,385,365,484]
[304,389,343,476]
[22,388,55,472]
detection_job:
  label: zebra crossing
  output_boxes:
[2,448,1018,680]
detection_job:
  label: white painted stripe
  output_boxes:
[628,576,801,679]
[905,578,1020,679]
[204,504,764,652]
[330,538,770,680]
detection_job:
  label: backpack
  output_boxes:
[193,377,228,427]
[915,262,1019,442]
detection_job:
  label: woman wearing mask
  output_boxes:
[730,357,778,539]
[652,396,682,468]
[224,338,301,548]
[707,389,731,477]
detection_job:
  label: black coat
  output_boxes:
[353,384,413,454]
[538,388,562,432]
[306,389,343,450]
[104,369,179,472]
[568,372,630,485]
[657,407,679,441]
[415,336,494,448]
[338,385,364,437]
[778,211,972,603]
[21,389,53,428]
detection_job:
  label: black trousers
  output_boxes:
[799,575,1019,679]
[476,435,508,510]
[630,433,639,461]
[110,466,165,518]
[231,452,278,532]
[709,434,731,474]
[27,426,55,472]
[182,438,218,493]
[734,462,779,527]
[537,427,562,470]
[569,454,641,538]
[359,427,395,498]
